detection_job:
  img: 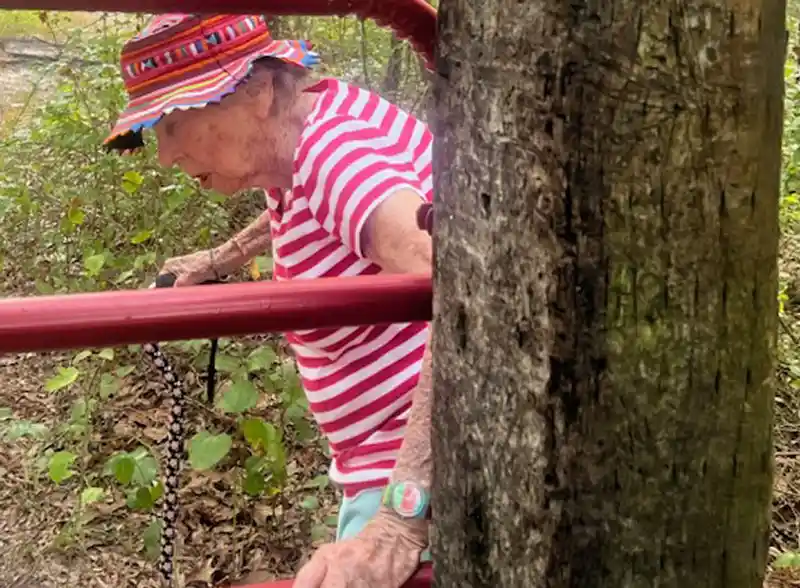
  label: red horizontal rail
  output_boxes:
[235,563,432,588]
[0,275,432,354]
[0,0,437,67]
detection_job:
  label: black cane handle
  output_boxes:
[154,272,224,289]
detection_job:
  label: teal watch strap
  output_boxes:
[382,480,431,520]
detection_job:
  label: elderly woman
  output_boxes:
[106,14,433,588]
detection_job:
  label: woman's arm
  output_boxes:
[362,188,434,541]
[211,208,272,276]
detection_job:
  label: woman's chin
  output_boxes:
[210,178,246,197]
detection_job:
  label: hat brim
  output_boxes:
[104,40,319,153]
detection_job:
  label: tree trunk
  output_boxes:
[382,34,404,96]
[266,14,284,38]
[430,1,785,587]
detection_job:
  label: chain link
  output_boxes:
[143,342,186,586]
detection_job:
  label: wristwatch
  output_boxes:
[381,480,431,520]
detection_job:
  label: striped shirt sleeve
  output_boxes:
[295,114,427,258]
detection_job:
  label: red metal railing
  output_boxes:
[0,0,437,67]
[0,275,432,353]
[241,564,432,588]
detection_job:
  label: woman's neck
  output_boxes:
[262,88,320,190]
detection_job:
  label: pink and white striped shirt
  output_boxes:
[266,78,433,497]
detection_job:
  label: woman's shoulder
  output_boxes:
[304,77,422,132]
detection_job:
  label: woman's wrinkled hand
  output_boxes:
[158,249,219,286]
[294,511,426,588]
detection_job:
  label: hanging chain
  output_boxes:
[143,272,221,585]
[143,341,186,586]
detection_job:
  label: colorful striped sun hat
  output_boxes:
[105,13,320,152]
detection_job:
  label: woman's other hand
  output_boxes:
[294,510,426,588]
[159,249,219,286]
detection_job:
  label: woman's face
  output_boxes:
[153,84,291,194]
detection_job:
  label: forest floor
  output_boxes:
[3,13,800,588]
[0,348,339,588]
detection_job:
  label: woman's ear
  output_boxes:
[230,68,276,121]
[252,72,277,121]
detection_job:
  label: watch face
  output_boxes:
[392,482,427,519]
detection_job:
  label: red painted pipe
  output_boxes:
[234,564,432,588]
[0,0,437,67]
[0,275,432,354]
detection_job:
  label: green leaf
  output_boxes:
[122,170,144,194]
[143,519,163,560]
[84,253,106,276]
[107,454,136,485]
[69,397,94,425]
[80,486,105,506]
[247,347,278,372]
[130,229,153,244]
[188,431,232,471]
[114,269,136,285]
[4,420,48,440]
[214,354,241,373]
[134,251,157,270]
[255,255,273,273]
[130,449,158,486]
[149,481,164,502]
[774,551,800,568]
[45,366,80,392]
[126,486,155,510]
[73,350,93,363]
[67,207,85,226]
[106,449,157,487]
[34,279,55,295]
[116,365,136,378]
[241,418,281,453]
[98,348,115,361]
[284,403,306,423]
[244,454,266,473]
[242,469,266,497]
[0,407,11,421]
[300,495,320,510]
[48,451,77,484]
[99,373,120,399]
[218,379,258,414]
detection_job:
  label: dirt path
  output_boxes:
[0,36,65,111]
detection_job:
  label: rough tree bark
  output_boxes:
[430,1,785,587]
[382,34,405,96]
